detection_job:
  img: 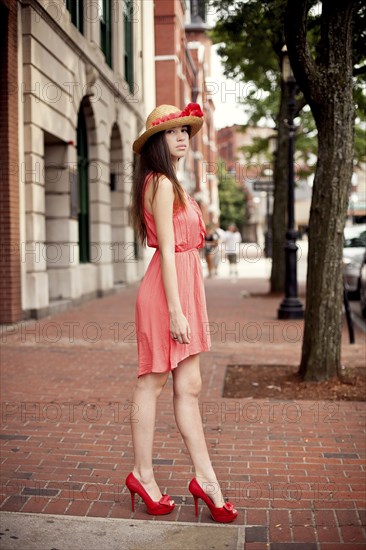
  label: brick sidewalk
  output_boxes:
[1,275,365,549]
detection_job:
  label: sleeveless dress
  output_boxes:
[135,177,211,377]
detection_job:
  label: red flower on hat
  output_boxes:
[151,103,203,127]
[180,103,204,118]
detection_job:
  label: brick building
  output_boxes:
[1,0,220,323]
[217,124,274,186]
[217,124,313,243]
[0,0,21,324]
[154,0,219,224]
[1,0,155,322]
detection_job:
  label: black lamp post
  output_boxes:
[278,47,304,320]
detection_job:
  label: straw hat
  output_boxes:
[133,102,204,154]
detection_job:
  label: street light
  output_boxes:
[278,46,304,320]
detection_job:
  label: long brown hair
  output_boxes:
[130,130,188,244]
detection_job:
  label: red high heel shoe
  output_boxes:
[125,472,175,515]
[189,478,238,523]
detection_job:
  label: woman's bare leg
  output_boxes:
[172,354,225,507]
[131,371,170,501]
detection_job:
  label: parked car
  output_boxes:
[342,224,366,300]
[360,252,366,319]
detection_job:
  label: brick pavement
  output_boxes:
[1,273,365,549]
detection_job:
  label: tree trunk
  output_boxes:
[299,103,354,380]
[270,79,289,293]
[285,0,356,381]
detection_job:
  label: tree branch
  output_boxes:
[285,0,322,111]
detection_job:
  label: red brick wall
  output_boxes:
[0,0,22,323]
[155,61,179,106]
[153,0,218,224]
[154,0,185,108]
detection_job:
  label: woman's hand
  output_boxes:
[170,311,191,344]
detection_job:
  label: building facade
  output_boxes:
[1,0,155,323]
[217,124,274,243]
[1,0,220,324]
[0,0,21,323]
[154,0,219,224]
[217,124,313,244]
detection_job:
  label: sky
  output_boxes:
[206,7,248,129]
[210,45,248,130]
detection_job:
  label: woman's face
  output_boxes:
[164,125,190,161]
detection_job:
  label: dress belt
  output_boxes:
[154,247,199,253]
[175,247,199,253]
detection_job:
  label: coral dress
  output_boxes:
[135,177,211,377]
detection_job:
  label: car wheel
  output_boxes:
[347,279,361,301]
[347,289,360,301]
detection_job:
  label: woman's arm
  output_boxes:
[151,177,191,345]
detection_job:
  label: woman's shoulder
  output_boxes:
[156,175,173,189]
[145,172,172,189]
[145,174,175,210]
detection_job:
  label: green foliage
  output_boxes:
[352,4,366,75]
[237,101,318,180]
[209,0,365,166]
[354,124,366,165]
[217,160,247,231]
[239,134,269,160]
[210,0,286,79]
[344,4,366,178]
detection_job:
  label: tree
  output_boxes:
[240,104,319,181]
[210,0,301,292]
[210,0,365,296]
[217,160,247,232]
[285,0,364,380]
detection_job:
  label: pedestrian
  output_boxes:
[204,224,219,277]
[224,223,242,276]
[127,103,238,523]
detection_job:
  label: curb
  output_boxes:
[0,511,245,550]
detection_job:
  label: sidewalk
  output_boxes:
[1,251,365,549]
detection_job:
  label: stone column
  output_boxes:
[44,140,79,301]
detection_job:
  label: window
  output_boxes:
[65,0,84,33]
[100,0,112,67]
[110,173,116,192]
[190,0,206,23]
[77,107,90,263]
[123,0,134,91]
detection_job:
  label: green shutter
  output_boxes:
[100,0,112,67]
[77,108,90,263]
[124,0,133,91]
[66,0,84,34]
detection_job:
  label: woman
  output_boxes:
[126,103,238,523]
